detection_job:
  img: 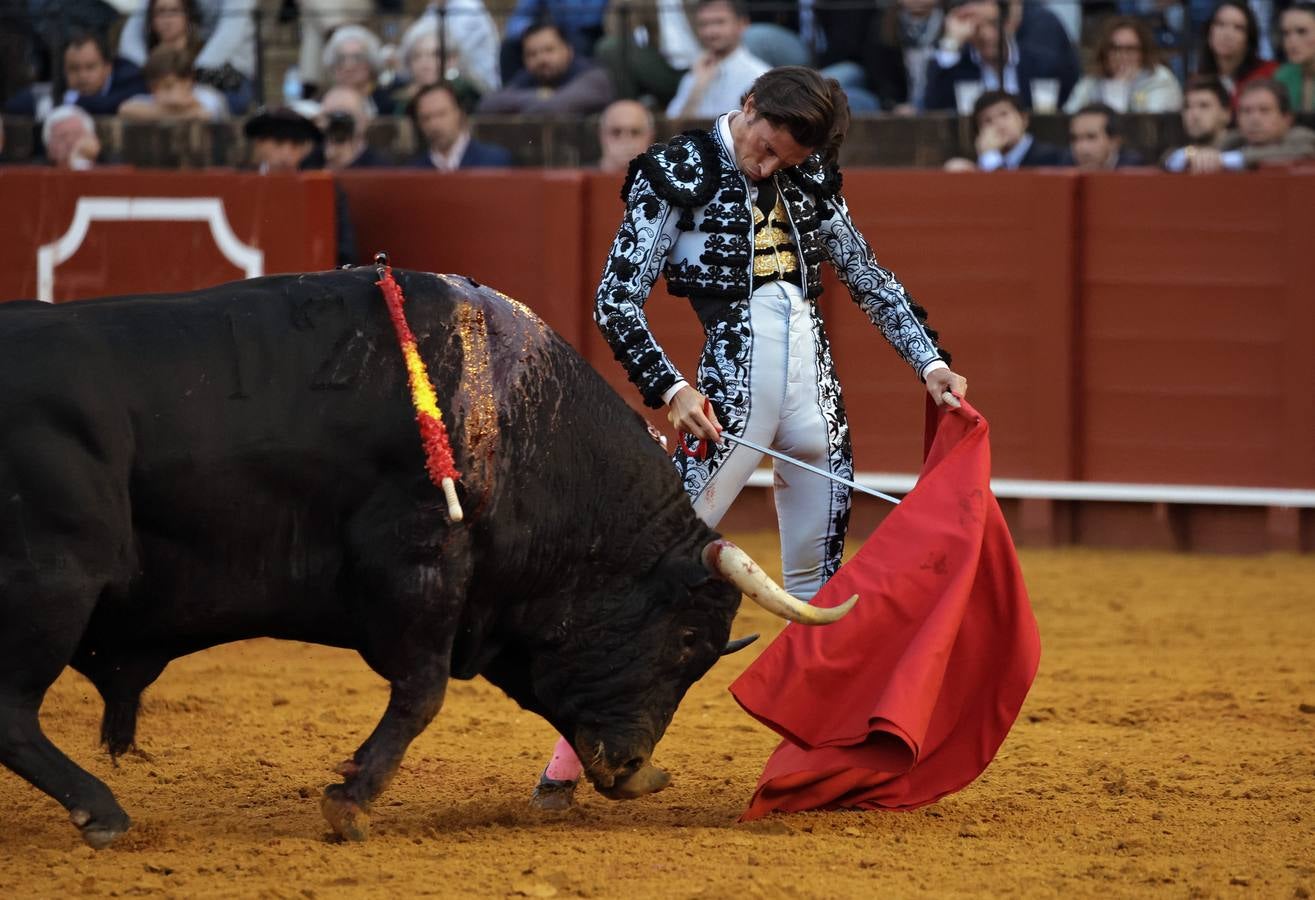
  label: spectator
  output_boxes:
[667,0,770,119]
[477,22,614,116]
[597,98,655,173]
[244,106,319,172]
[244,106,358,267]
[316,85,386,169]
[42,103,100,168]
[412,82,512,169]
[118,0,256,113]
[119,46,229,122]
[594,0,698,108]
[1065,103,1146,168]
[322,25,396,116]
[1166,79,1315,170]
[26,0,118,86]
[293,0,371,97]
[1161,76,1232,168]
[1196,0,1277,106]
[6,30,144,117]
[1065,17,1183,113]
[1276,2,1315,113]
[943,89,1064,170]
[816,0,945,113]
[924,0,1080,112]
[395,1,501,100]
[501,0,608,82]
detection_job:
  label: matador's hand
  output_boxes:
[926,368,968,407]
[667,386,723,443]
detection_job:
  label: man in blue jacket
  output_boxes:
[408,82,512,170]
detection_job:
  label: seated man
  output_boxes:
[666,0,769,119]
[477,22,614,116]
[6,30,145,117]
[924,0,1078,112]
[118,47,229,122]
[597,99,656,173]
[245,107,358,266]
[1065,103,1145,169]
[410,82,512,170]
[316,86,386,169]
[41,104,101,169]
[1161,77,1233,171]
[943,90,1063,171]
[1165,80,1315,172]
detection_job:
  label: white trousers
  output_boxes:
[689,281,839,601]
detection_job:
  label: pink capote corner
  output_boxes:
[729,397,1041,819]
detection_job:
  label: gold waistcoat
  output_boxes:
[752,193,800,280]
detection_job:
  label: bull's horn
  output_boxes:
[701,540,857,625]
[721,633,760,656]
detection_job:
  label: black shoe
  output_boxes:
[530,771,578,811]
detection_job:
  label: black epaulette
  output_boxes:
[621,130,722,207]
[787,154,843,200]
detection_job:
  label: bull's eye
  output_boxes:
[680,628,699,651]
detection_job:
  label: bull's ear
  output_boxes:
[721,634,759,656]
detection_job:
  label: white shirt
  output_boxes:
[666,46,770,119]
[429,130,471,171]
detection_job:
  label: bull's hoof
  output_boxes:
[530,775,577,811]
[597,764,671,801]
[321,787,370,842]
[71,808,131,850]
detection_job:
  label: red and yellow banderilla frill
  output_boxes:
[374,258,463,522]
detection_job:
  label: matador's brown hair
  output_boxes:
[742,66,851,166]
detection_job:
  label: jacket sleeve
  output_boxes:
[816,191,947,377]
[593,170,686,408]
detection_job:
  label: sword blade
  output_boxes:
[718,433,903,505]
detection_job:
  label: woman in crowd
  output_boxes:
[322,25,395,116]
[393,0,501,107]
[118,0,256,114]
[1276,2,1315,112]
[1065,17,1182,113]
[1196,0,1277,106]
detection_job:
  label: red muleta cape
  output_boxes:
[729,397,1041,819]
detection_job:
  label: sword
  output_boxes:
[717,433,904,506]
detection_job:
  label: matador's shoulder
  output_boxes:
[785,153,843,200]
[621,130,722,207]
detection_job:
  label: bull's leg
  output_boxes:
[321,663,449,841]
[0,585,131,848]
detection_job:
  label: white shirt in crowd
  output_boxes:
[429,131,471,171]
[666,45,770,119]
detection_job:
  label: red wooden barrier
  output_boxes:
[1079,171,1315,489]
[0,168,335,302]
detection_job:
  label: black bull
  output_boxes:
[0,268,847,849]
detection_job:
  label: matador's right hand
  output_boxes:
[667,386,724,444]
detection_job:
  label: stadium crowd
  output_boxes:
[1,0,1312,171]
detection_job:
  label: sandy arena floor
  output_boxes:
[2,537,1313,899]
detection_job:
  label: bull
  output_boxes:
[0,267,853,848]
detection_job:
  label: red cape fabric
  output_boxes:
[729,397,1040,820]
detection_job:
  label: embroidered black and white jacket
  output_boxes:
[594,114,949,408]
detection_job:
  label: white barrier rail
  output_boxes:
[744,471,1315,509]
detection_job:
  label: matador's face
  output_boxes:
[729,98,814,183]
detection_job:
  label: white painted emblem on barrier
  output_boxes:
[36,197,264,303]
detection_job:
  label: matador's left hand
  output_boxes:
[926,368,968,407]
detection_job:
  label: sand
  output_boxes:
[2,538,1313,899]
